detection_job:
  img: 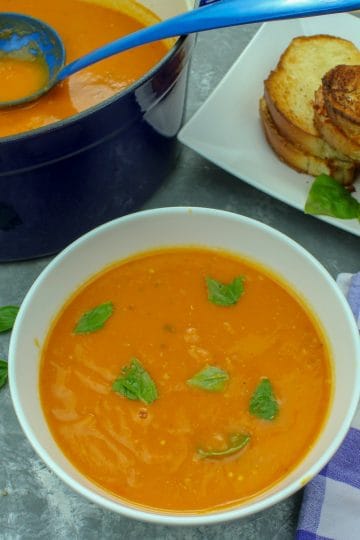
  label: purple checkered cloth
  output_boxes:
[296,272,360,540]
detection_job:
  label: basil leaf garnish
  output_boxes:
[187,366,229,392]
[0,306,19,333]
[0,360,8,390]
[112,357,158,405]
[197,432,250,459]
[249,378,279,421]
[305,174,360,220]
[74,302,114,334]
[206,276,245,306]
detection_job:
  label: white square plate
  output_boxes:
[178,13,360,236]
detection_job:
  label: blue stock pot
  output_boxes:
[0,0,196,261]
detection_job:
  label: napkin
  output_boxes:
[296,272,360,540]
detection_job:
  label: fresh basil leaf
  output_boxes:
[197,432,250,459]
[0,305,19,333]
[112,357,158,405]
[305,174,360,220]
[74,302,114,334]
[249,378,279,421]
[206,276,245,306]
[0,360,8,390]
[187,366,229,392]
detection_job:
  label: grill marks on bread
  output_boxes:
[314,85,360,162]
[322,64,360,139]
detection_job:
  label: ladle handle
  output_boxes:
[57,0,360,81]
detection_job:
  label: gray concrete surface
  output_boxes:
[1,22,359,540]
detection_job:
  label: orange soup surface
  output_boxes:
[39,247,332,513]
[0,0,168,137]
[0,56,49,102]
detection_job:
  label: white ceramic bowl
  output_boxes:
[9,207,360,525]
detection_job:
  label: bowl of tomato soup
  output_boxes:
[0,0,196,261]
[9,208,360,524]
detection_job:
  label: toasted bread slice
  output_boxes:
[314,86,360,161]
[264,34,360,161]
[322,64,360,141]
[259,97,356,185]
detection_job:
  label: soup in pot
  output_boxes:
[39,246,332,513]
[0,0,169,137]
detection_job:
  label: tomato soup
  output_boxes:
[0,56,49,102]
[39,247,332,512]
[0,0,169,137]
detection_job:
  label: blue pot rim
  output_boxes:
[0,14,192,144]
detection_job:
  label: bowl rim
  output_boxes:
[0,2,194,145]
[8,206,360,525]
